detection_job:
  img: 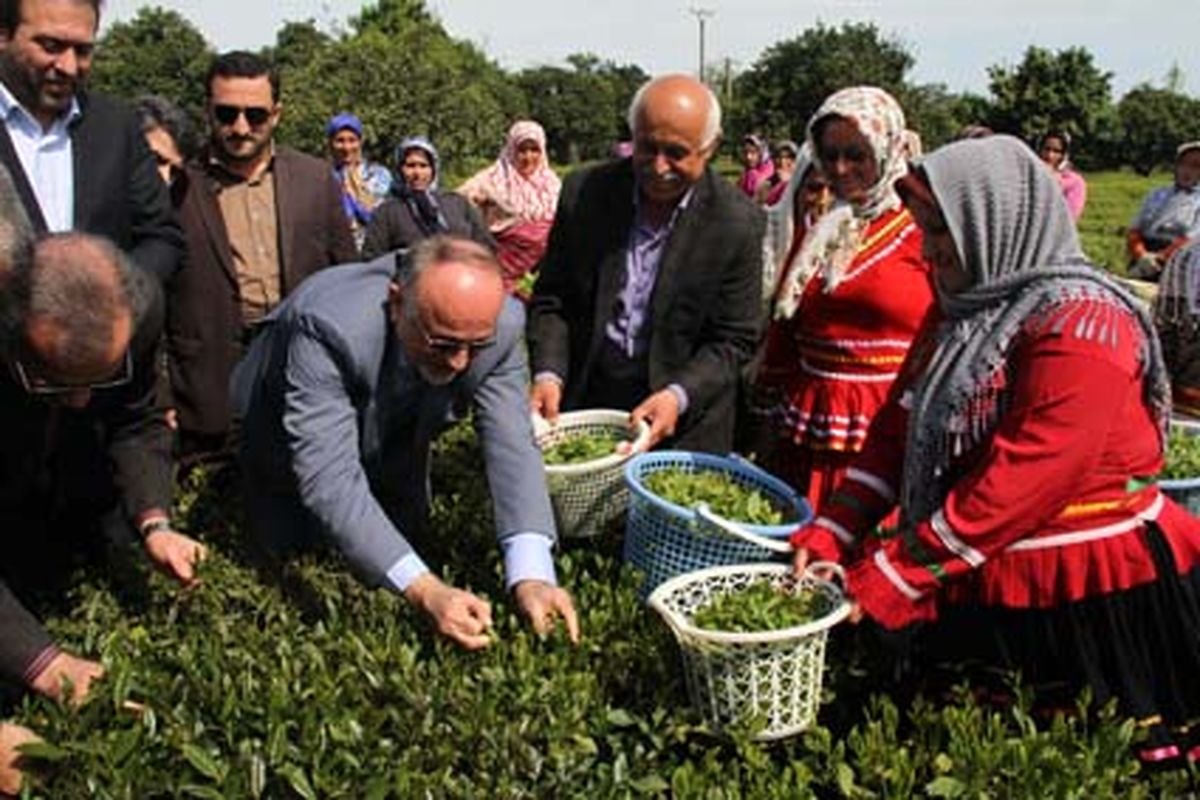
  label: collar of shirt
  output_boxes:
[0,81,81,136]
[631,182,695,234]
[206,141,277,188]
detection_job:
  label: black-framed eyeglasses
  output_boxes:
[11,350,133,396]
[411,314,496,356]
[212,105,272,127]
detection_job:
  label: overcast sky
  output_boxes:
[101,0,1200,97]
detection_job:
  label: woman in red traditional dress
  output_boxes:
[755,86,934,513]
[792,135,1200,769]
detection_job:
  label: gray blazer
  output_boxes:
[231,256,555,585]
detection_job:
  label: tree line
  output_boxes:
[94,0,1200,175]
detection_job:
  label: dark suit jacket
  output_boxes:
[528,159,764,452]
[166,146,357,438]
[360,189,495,261]
[0,283,171,685]
[0,90,183,284]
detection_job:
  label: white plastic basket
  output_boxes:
[648,561,850,741]
[533,409,651,539]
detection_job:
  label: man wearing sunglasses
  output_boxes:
[232,235,579,650]
[0,232,206,768]
[167,50,356,469]
[0,0,183,286]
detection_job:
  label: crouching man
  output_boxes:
[232,235,578,648]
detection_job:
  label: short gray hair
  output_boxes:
[393,235,503,318]
[0,234,152,372]
[627,75,722,151]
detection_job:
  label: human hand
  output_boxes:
[0,723,41,796]
[789,525,845,577]
[29,651,104,707]
[530,379,563,423]
[144,529,207,587]
[630,389,680,449]
[405,573,493,650]
[512,580,580,643]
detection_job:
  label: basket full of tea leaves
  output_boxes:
[649,563,849,741]
[623,451,810,597]
[533,410,650,539]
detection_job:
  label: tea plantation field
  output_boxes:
[6,171,1196,797]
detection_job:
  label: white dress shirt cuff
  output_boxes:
[502,533,558,590]
[533,371,564,387]
[384,553,431,593]
[667,382,690,416]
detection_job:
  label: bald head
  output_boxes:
[627,74,722,209]
[390,235,505,385]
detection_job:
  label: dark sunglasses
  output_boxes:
[11,349,133,396]
[212,104,272,127]
[411,314,495,356]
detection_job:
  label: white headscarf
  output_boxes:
[774,86,909,319]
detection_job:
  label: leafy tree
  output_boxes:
[899,83,971,151]
[986,46,1114,168]
[731,22,914,145]
[516,54,649,163]
[1117,85,1200,175]
[268,19,333,72]
[89,6,213,122]
[275,0,523,170]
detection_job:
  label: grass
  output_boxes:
[1078,169,1170,274]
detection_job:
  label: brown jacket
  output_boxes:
[167,146,357,438]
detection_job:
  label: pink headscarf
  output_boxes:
[462,120,561,230]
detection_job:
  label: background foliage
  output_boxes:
[90,4,1200,173]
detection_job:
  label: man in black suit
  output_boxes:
[528,74,764,452]
[0,231,204,717]
[0,0,182,284]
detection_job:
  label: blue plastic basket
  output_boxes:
[623,451,811,599]
[1161,417,1200,515]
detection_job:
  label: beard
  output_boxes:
[214,131,272,166]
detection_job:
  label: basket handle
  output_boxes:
[694,503,793,555]
[803,560,846,591]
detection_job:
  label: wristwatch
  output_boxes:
[139,518,172,539]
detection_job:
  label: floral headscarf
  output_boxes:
[774,86,909,318]
[460,120,561,230]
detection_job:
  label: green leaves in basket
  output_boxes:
[642,467,794,525]
[1160,429,1200,480]
[691,581,829,633]
[542,430,627,466]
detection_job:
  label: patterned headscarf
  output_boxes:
[774,86,909,318]
[762,142,818,301]
[900,135,1171,525]
[738,134,775,197]
[468,120,561,228]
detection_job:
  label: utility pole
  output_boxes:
[688,7,714,83]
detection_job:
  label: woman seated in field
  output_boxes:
[792,135,1200,768]
[1036,130,1087,222]
[1154,241,1200,418]
[458,120,561,297]
[755,86,935,514]
[1127,141,1200,280]
[361,136,494,261]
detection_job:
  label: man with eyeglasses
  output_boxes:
[0,232,206,789]
[0,0,183,286]
[528,74,763,453]
[232,235,579,650]
[167,50,356,469]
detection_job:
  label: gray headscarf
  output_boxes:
[901,135,1171,525]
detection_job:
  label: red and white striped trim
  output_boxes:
[794,334,915,350]
[874,548,923,601]
[931,509,985,567]
[839,221,919,284]
[814,515,855,546]
[1006,493,1164,552]
[846,467,895,503]
[799,358,900,382]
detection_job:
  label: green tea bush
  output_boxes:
[1162,428,1200,480]
[7,422,1194,797]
